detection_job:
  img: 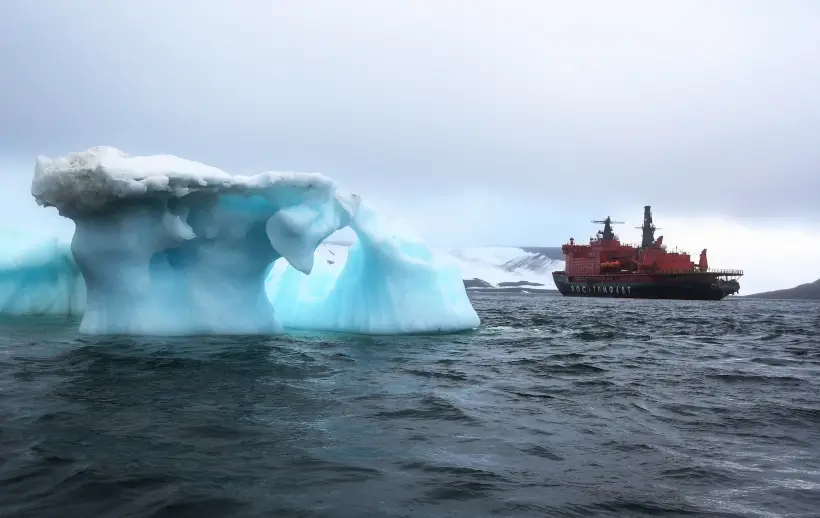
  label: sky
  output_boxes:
[1,0,819,294]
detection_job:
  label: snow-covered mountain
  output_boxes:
[312,243,564,291]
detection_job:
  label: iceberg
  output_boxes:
[19,146,479,335]
[0,230,84,316]
[267,204,478,334]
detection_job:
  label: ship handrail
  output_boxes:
[555,268,744,277]
[648,268,744,276]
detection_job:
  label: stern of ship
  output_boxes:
[716,277,741,298]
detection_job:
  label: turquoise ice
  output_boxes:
[4,147,479,335]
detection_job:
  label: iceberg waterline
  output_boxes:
[3,146,480,335]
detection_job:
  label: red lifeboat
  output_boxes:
[600,260,621,272]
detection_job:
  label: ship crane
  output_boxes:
[591,216,624,241]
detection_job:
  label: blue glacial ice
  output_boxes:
[14,146,479,335]
[0,230,84,316]
[267,202,477,334]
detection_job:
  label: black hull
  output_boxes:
[552,273,740,301]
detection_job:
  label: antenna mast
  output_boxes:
[635,205,661,247]
[591,216,624,241]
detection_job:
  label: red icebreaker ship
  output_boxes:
[552,206,743,300]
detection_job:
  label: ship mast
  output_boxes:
[591,216,624,241]
[635,205,660,248]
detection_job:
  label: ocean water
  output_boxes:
[1,294,818,518]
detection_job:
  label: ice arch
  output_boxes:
[24,147,479,335]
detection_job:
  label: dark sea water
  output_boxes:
[1,294,819,518]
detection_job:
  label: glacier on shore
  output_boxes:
[14,146,479,335]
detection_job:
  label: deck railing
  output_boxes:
[557,268,744,277]
[711,268,744,276]
[651,268,744,276]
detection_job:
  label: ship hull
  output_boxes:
[552,272,740,301]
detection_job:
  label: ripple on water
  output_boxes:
[0,295,818,517]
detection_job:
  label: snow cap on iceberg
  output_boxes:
[31,146,353,217]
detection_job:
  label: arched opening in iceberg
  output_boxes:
[14,147,479,336]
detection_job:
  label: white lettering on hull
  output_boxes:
[569,284,633,295]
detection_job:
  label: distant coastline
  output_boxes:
[743,279,820,300]
[462,277,559,294]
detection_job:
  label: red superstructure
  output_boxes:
[552,206,743,300]
[563,222,702,276]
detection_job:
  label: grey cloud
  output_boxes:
[1,0,819,245]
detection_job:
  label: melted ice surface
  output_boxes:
[21,147,479,335]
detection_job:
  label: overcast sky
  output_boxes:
[1,0,819,292]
